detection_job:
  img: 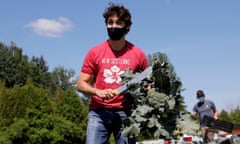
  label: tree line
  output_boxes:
[0,42,88,143]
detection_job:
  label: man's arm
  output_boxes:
[211,101,218,119]
[192,111,198,120]
[76,72,114,99]
[192,105,198,119]
[213,108,218,120]
[76,72,96,96]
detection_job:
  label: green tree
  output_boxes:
[230,108,240,124]
[0,41,89,143]
[0,81,87,144]
[51,66,76,91]
[0,42,76,95]
[54,88,88,135]
[218,109,232,122]
[29,56,51,88]
[219,107,240,125]
[0,42,29,87]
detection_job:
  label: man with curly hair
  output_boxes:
[77,3,148,144]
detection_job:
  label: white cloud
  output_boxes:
[26,17,73,38]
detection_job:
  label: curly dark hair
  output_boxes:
[103,3,132,28]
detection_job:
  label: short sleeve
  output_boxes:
[81,48,96,75]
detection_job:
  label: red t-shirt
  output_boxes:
[81,40,148,109]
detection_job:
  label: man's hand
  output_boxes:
[191,112,197,120]
[96,89,115,100]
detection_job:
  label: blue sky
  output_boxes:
[1,0,240,112]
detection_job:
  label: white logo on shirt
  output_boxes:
[103,65,124,84]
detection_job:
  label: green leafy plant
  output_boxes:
[121,52,199,140]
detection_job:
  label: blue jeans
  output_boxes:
[85,108,136,144]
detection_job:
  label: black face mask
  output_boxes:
[107,27,128,41]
